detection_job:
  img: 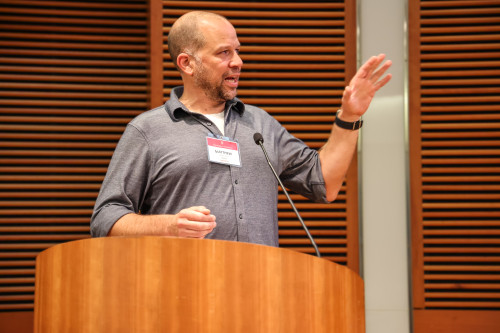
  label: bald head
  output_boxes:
[168,11,230,70]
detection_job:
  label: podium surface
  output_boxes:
[34,237,364,332]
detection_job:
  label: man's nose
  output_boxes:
[230,52,243,68]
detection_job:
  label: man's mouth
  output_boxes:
[225,75,239,82]
[224,75,239,87]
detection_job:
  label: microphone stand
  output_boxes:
[254,134,321,258]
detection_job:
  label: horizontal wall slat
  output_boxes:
[0,23,146,35]
[421,18,500,29]
[163,1,344,10]
[426,283,500,289]
[425,266,500,272]
[1,40,147,51]
[425,248,500,254]
[423,275,500,281]
[423,302,500,309]
[0,0,146,9]
[164,9,344,19]
[420,8,500,16]
[425,258,500,263]
[0,13,146,26]
[424,293,500,299]
[0,7,147,19]
[423,221,500,227]
[420,1,500,8]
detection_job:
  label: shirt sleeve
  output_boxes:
[90,124,152,237]
[273,120,329,203]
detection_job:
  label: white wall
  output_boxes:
[358,0,411,332]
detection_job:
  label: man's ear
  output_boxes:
[177,53,194,75]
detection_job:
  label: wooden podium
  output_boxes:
[34,237,365,332]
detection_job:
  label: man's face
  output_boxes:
[191,19,242,103]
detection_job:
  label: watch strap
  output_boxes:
[334,110,363,130]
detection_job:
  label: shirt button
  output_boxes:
[239,214,243,219]
[235,179,238,184]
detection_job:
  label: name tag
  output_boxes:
[206,136,241,167]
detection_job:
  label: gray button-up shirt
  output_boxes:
[90,87,328,246]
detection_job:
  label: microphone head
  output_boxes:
[253,132,264,145]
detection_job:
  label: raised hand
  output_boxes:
[340,54,392,121]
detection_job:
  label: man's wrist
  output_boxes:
[334,110,363,130]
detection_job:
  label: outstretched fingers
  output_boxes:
[374,71,392,91]
[355,54,383,79]
[340,54,392,117]
[369,57,392,90]
[355,54,391,82]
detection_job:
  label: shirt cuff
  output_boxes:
[90,204,133,237]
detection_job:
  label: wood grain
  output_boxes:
[34,237,364,333]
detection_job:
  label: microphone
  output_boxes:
[253,133,321,258]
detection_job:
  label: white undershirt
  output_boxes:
[204,111,225,135]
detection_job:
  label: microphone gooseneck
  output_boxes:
[253,132,321,258]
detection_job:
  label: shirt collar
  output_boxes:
[165,86,245,121]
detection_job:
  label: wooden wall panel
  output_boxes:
[409,0,500,331]
[0,0,149,320]
[163,0,359,269]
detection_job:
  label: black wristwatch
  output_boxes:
[334,110,363,130]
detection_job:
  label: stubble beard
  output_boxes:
[194,61,237,103]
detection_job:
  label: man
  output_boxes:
[90,11,391,246]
